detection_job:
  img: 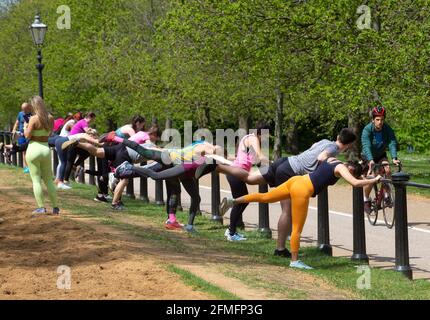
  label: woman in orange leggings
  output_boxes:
[219,158,381,270]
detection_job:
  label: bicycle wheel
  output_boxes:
[382,182,395,229]
[367,184,379,225]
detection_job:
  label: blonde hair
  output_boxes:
[30,96,51,131]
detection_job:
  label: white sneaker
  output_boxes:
[227,233,247,241]
[57,183,72,190]
[290,260,314,270]
[108,172,119,191]
[219,197,234,216]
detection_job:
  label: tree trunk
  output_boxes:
[348,114,362,160]
[285,117,299,155]
[273,89,284,161]
[238,115,250,131]
[165,117,172,130]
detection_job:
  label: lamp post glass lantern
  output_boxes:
[29,14,47,98]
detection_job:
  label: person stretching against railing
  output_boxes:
[219,158,381,270]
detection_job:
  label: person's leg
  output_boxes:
[180,177,201,227]
[238,180,291,204]
[226,175,249,237]
[112,178,128,207]
[276,199,292,251]
[121,138,163,162]
[216,164,266,185]
[289,194,310,262]
[55,137,69,183]
[39,148,58,210]
[71,142,106,158]
[133,164,187,180]
[165,178,182,229]
[96,158,109,197]
[26,144,45,209]
[64,146,78,182]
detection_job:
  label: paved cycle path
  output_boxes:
[132,172,430,280]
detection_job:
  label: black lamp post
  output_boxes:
[29,13,47,99]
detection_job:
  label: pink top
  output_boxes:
[113,131,150,144]
[232,134,256,172]
[70,119,89,135]
[53,118,65,132]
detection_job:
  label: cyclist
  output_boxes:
[361,105,401,213]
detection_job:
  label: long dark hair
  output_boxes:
[131,115,145,132]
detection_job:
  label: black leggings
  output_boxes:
[64,146,90,181]
[97,157,109,195]
[227,174,248,235]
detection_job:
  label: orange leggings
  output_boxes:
[243,175,314,253]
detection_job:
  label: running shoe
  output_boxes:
[289,260,314,270]
[94,195,108,203]
[184,224,196,233]
[364,200,372,214]
[61,139,78,150]
[31,208,47,216]
[108,172,119,191]
[104,194,113,201]
[224,228,245,238]
[57,183,72,190]
[111,203,125,211]
[165,220,184,230]
[52,207,60,215]
[23,167,30,174]
[274,248,292,258]
[227,233,247,241]
[194,161,217,180]
[219,197,234,216]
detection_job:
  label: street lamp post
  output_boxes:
[29,13,47,99]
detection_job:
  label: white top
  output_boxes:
[60,119,76,137]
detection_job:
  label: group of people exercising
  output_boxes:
[2,96,400,270]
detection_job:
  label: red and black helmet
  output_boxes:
[372,105,386,118]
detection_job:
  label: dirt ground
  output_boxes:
[0,168,353,300]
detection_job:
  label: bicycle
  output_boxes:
[365,162,402,229]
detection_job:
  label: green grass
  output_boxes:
[2,163,430,299]
[167,265,240,300]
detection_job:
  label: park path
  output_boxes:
[135,171,430,280]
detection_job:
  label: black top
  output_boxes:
[309,160,342,197]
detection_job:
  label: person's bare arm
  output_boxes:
[24,116,36,139]
[336,164,381,187]
[247,136,269,165]
[12,119,19,133]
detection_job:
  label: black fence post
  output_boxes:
[139,162,149,203]
[18,149,24,168]
[317,187,332,255]
[258,183,272,238]
[4,133,11,165]
[392,172,413,280]
[126,178,135,199]
[351,187,369,263]
[155,180,165,205]
[11,137,17,166]
[89,155,96,186]
[78,161,85,184]
[0,131,4,164]
[211,171,222,223]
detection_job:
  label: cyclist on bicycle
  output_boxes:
[361,105,401,214]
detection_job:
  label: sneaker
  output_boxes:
[194,161,217,179]
[104,194,113,201]
[219,197,234,216]
[94,195,108,203]
[57,183,72,190]
[364,200,372,214]
[224,228,245,238]
[61,139,78,150]
[227,233,247,241]
[74,166,84,179]
[23,167,30,174]
[52,207,60,215]
[111,203,125,211]
[108,172,119,191]
[165,220,184,230]
[289,260,314,270]
[184,224,196,233]
[274,248,292,258]
[31,208,47,216]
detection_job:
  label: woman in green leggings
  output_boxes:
[24,96,59,215]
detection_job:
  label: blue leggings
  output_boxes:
[55,136,69,181]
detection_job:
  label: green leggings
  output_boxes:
[26,141,58,208]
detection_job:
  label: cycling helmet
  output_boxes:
[372,105,386,118]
